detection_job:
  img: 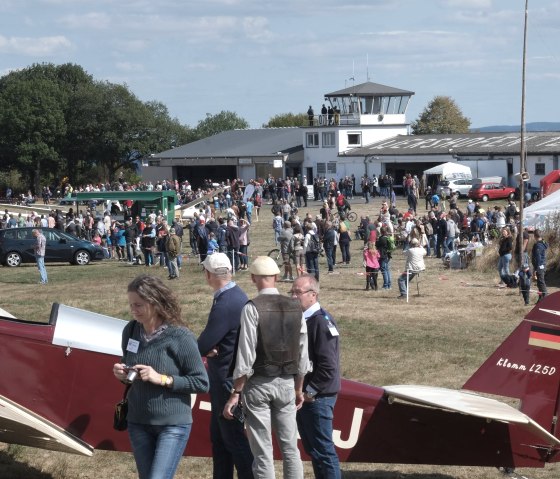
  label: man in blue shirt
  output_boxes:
[199,253,254,478]
[292,274,341,478]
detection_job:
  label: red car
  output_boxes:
[468,182,516,202]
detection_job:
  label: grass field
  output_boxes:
[1,196,558,479]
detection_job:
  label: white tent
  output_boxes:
[424,162,472,179]
[523,189,560,230]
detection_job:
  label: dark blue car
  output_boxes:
[0,227,104,267]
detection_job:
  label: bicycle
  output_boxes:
[267,248,282,266]
[331,210,357,222]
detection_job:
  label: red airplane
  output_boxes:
[1,292,560,475]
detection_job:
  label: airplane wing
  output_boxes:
[0,394,93,456]
[383,385,560,448]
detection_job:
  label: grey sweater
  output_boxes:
[121,320,209,426]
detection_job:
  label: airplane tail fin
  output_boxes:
[463,292,560,440]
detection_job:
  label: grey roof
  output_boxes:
[343,132,560,157]
[153,128,303,159]
[325,81,414,98]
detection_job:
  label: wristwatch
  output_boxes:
[230,387,242,395]
[165,376,173,387]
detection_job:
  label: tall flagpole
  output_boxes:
[518,0,529,267]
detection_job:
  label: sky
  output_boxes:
[1,0,559,130]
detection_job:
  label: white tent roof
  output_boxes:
[424,162,472,178]
[523,188,560,229]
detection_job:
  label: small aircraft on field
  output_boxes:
[1,293,560,474]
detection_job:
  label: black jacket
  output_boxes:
[304,307,341,396]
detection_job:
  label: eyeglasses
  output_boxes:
[289,289,315,296]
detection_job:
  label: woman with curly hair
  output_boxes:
[113,275,209,479]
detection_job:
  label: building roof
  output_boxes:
[325,81,414,98]
[343,132,560,157]
[152,128,303,159]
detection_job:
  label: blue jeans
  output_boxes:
[297,395,341,479]
[325,247,335,272]
[498,253,512,278]
[398,271,419,296]
[380,258,391,288]
[339,242,350,264]
[128,422,192,479]
[144,248,154,266]
[239,245,248,267]
[305,252,319,281]
[36,255,48,283]
[444,236,455,253]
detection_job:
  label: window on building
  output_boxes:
[317,163,326,175]
[327,162,337,174]
[322,132,335,148]
[347,132,361,146]
[306,132,319,147]
[535,163,546,175]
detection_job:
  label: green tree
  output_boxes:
[192,111,249,141]
[0,74,67,193]
[0,62,191,190]
[263,112,308,128]
[411,96,471,135]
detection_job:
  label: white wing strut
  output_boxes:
[0,395,93,456]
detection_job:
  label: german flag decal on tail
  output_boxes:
[529,326,560,351]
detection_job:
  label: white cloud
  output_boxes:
[185,62,219,72]
[58,12,111,29]
[115,62,145,73]
[0,35,72,55]
[242,17,273,43]
[442,0,492,8]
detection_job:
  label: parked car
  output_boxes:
[468,182,517,202]
[436,178,473,197]
[0,227,104,267]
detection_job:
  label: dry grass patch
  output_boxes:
[1,196,558,478]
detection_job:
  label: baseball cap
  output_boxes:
[202,253,232,274]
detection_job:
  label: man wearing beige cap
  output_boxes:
[198,253,254,478]
[223,256,309,479]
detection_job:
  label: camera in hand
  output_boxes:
[124,366,138,384]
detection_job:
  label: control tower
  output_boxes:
[301,81,414,181]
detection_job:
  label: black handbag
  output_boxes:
[113,384,131,431]
[113,321,136,431]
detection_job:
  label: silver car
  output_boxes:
[436,178,473,198]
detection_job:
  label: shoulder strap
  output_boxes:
[122,321,137,398]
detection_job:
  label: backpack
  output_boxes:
[307,234,321,254]
[386,235,396,252]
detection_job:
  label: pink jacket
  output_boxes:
[363,248,380,269]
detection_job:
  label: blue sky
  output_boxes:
[1,0,558,130]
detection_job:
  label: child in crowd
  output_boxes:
[363,241,380,291]
[207,232,219,255]
[518,264,532,306]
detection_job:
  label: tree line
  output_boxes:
[0,63,470,194]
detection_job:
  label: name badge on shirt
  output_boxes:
[327,320,339,337]
[127,338,140,353]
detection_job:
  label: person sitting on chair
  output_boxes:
[397,238,426,299]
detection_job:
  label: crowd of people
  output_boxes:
[3,172,550,304]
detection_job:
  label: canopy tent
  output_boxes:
[423,162,472,179]
[523,189,560,230]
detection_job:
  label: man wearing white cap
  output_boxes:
[223,256,310,479]
[198,253,254,478]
